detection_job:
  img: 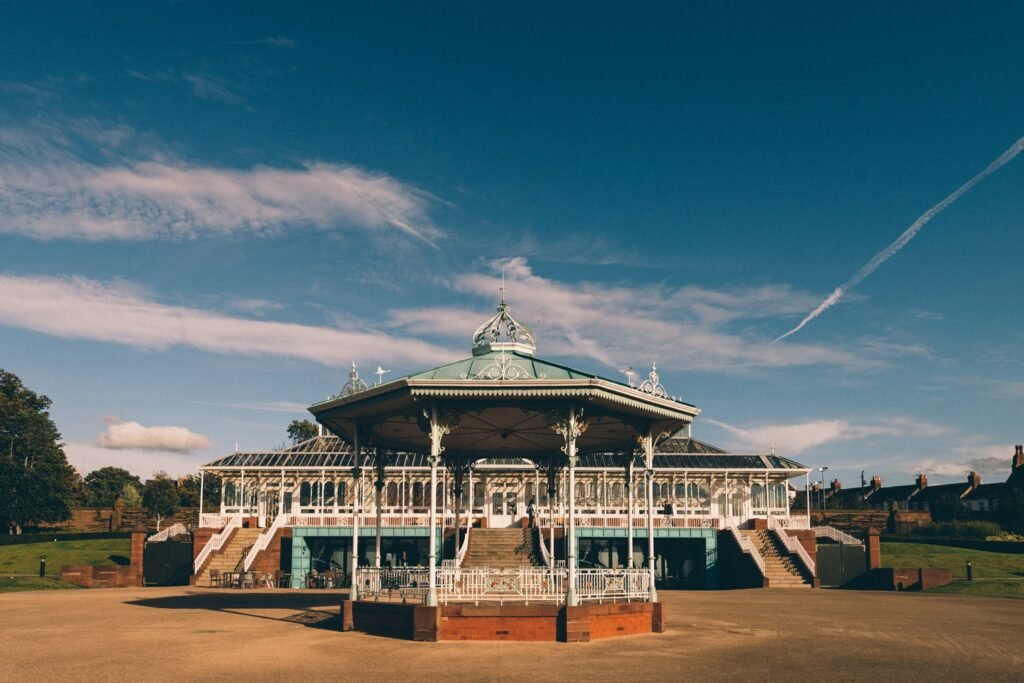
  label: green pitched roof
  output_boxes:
[404,350,606,382]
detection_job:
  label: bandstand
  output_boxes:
[194,295,816,641]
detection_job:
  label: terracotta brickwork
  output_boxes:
[60,564,137,588]
[786,529,817,558]
[249,528,292,574]
[442,604,560,641]
[342,599,662,642]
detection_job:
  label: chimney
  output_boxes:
[1014,445,1024,470]
[871,475,882,491]
[968,471,981,489]
[916,473,928,489]
[830,478,842,492]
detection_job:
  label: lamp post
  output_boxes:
[819,466,829,511]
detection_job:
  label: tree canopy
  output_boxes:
[143,472,179,531]
[83,466,143,508]
[0,369,77,533]
[287,419,318,444]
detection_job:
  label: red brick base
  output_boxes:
[342,599,664,642]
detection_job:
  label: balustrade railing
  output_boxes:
[812,525,863,545]
[148,522,187,542]
[243,513,287,570]
[353,566,649,605]
[456,525,472,567]
[199,513,232,529]
[768,515,811,530]
[772,528,816,577]
[728,526,766,576]
[194,515,241,573]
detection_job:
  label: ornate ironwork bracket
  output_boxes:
[462,351,544,380]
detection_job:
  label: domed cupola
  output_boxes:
[471,293,536,357]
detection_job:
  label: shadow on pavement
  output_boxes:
[126,590,348,631]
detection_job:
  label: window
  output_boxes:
[299,482,311,507]
[412,482,423,507]
[311,482,321,507]
[751,483,765,509]
[223,481,236,507]
[324,481,335,507]
[612,482,623,503]
[337,481,347,507]
[387,482,399,507]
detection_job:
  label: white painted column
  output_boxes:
[240,469,245,517]
[559,404,585,607]
[350,429,362,600]
[375,452,384,569]
[426,405,443,606]
[643,432,658,602]
[199,470,204,521]
[626,456,634,569]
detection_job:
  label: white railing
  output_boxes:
[194,515,241,574]
[242,513,287,571]
[813,525,863,545]
[456,525,472,567]
[768,515,811,530]
[354,566,649,605]
[537,527,553,569]
[199,513,232,529]
[729,526,766,576]
[148,522,187,542]
[772,528,816,577]
[575,568,651,602]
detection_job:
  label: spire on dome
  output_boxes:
[471,292,537,357]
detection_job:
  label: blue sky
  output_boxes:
[1,2,1022,487]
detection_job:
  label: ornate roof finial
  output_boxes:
[471,287,537,357]
[623,366,637,388]
[637,361,668,398]
[340,361,369,397]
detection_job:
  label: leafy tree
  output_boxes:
[0,369,77,534]
[83,466,143,508]
[143,472,179,531]
[120,481,142,507]
[177,473,220,508]
[996,488,1024,534]
[930,493,964,522]
[287,419,318,444]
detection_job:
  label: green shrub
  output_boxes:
[912,520,1002,539]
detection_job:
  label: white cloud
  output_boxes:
[389,257,869,371]
[0,123,441,243]
[96,421,211,453]
[66,440,205,479]
[0,273,459,368]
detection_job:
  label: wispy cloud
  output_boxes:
[0,274,459,368]
[230,36,297,49]
[0,122,442,243]
[127,69,246,105]
[704,416,953,455]
[389,257,870,372]
[774,135,1024,342]
[196,400,310,414]
[96,420,211,453]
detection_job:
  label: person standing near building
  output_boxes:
[527,498,537,528]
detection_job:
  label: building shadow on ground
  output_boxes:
[126,590,348,631]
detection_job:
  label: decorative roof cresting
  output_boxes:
[471,288,537,357]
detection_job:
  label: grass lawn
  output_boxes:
[0,539,131,577]
[882,541,1024,599]
[0,576,85,593]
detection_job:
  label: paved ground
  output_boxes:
[1,587,1021,682]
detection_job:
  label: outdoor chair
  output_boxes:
[209,569,222,588]
[259,572,275,589]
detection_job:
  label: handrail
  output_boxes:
[456,523,472,567]
[148,522,187,542]
[536,526,552,569]
[773,528,816,577]
[813,525,863,545]
[729,526,765,576]
[242,513,287,570]
[193,515,241,574]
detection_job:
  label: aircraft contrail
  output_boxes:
[773,136,1024,344]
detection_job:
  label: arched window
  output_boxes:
[311,482,321,507]
[223,482,236,507]
[324,481,335,507]
[660,483,670,500]
[525,483,535,502]
[575,482,584,501]
[387,482,399,507]
[751,483,765,509]
[299,482,311,507]
[771,483,787,509]
[587,482,597,500]
[611,482,623,503]
[675,483,686,499]
[473,480,485,508]
[337,481,347,507]
[413,482,423,507]
[636,482,644,500]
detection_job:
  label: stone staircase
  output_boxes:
[194,528,263,587]
[742,529,813,588]
[462,528,544,569]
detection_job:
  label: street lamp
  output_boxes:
[819,466,829,511]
